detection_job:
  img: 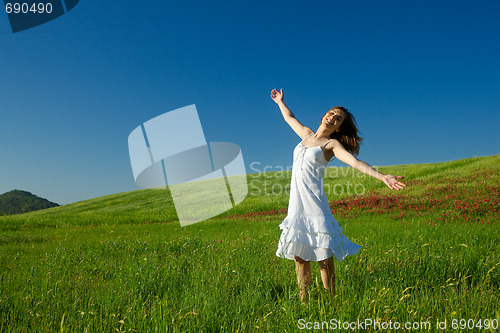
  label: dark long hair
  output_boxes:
[320,106,363,156]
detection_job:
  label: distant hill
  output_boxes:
[0,190,60,215]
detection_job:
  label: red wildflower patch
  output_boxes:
[329,170,499,224]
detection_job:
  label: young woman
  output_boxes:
[270,88,406,302]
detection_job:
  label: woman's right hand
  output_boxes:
[270,88,284,104]
[382,175,407,190]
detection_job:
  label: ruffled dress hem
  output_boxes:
[276,226,362,262]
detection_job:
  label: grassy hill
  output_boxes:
[0,154,498,332]
[1,154,498,229]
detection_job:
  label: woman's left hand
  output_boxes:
[382,175,407,190]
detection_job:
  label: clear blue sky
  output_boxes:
[1,0,499,205]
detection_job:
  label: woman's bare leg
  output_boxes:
[318,256,335,295]
[294,256,311,302]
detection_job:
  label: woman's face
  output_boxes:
[322,109,345,131]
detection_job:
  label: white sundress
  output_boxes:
[276,133,362,262]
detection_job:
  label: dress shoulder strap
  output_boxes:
[302,132,314,142]
[320,138,334,148]
[321,139,336,161]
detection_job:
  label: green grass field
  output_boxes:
[1,155,499,332]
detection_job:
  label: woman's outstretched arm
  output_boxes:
[329,140,407,190]
[271,88,313,139]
